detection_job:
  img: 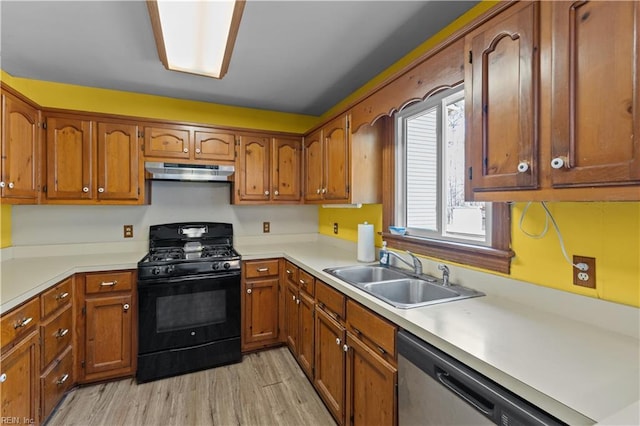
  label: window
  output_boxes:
[382,86,513,274]
[395,87,490,244]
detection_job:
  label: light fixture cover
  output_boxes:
[147,0,245,79]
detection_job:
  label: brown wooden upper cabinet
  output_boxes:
[465,1,539,195]
[0,89,41,203]
[466,1,640,201]
[45,113,144,204]
[234,133,302,204]
[304,113,382,204]
[143,123,235,163]
[550,1,640,188]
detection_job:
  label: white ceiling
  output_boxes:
[0,1,479,116]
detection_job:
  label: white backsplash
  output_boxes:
[11,180,319,246]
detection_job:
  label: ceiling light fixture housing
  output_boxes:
[147,0,245,79]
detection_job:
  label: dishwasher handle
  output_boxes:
[436,367,494,416]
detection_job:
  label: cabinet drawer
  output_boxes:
[298,269,315,296]
[41,346,73,421]
[41,276,72,319]
[316,280,345,320]
[85,271,133,294]
[346,300,396,360]
[284,260,299,286]
[1,297,39,350]
[244,259,280,278]
[41,305,72,368]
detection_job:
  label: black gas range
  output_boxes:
[136,222,242,383]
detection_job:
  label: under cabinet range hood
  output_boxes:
[145,162,235,182]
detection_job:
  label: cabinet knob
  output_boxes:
[8,182,14,189]
[517,161,529,173]
[296,298,300,305]
[274,190,279,196]
[321,188,327,194]
[123,303,130,311]
[183,148,189,153]
[316,189,321,194]
[98,187,105,193]
[264,190,270,195]
[0,373,6,383]
[247,288,252,294]
[0,182,4,188]
[195,148,201,154]
[336,337,341,345]
[343,344,349,352]
[82,187,89,193]
[551,157,568,169]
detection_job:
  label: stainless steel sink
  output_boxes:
[324,265,408,283]
[323,265,484,309]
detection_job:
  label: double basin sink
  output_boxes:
[323,265,484,309]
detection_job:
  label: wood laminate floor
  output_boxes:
[47,348,336,426]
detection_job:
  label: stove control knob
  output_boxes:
[166,265,175,274]
[223,262,230,270]
[152,267,161,275]
[212,263,221,270]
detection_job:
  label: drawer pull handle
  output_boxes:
[56,328,69,338]
[376,345,386,355]
[56,292,69,300]
[14,317,33,329]
[256,267,269,272]
[351,326,361,335]
[299,279,306,285]
[100,280,118,287]
[286,269,292,274]
[56,374,69,386]
[0,373,7,383]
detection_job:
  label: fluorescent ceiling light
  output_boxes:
[147,0,245,79]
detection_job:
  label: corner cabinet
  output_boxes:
[234,133,302,204]
[303,113,383,204]
[465,1,640,201]
[0,89,41,203]
[44,113,147,204]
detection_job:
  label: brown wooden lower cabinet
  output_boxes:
[241,259,281,352]
[78,270,137,383]
[345,332,398,426]
[0,330,40,425]
[40,346,73,420]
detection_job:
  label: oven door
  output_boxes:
[137,271,240,355]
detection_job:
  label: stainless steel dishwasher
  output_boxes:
[398,330,566,425]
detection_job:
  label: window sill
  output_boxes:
[381,232,514,274]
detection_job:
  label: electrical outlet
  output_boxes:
[573,255,596,289]
[123,225,134,238]
[333,223,339,234]
[263,222,270,233]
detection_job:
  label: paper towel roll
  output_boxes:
[357,222,375,262]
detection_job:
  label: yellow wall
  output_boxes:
[318,203,640,308]
[0,70,318,134]
[0,204,11,248]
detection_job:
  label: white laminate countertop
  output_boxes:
[1,236,638,425]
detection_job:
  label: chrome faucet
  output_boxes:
[387,250,423,275]
[438,264,450,286]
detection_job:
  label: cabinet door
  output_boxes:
[194,130,235,162]
[0,331,40,425]
[284,283,298,354]
[345,333,397,426]
[85,294,132,376]
[144,125,190,159]
[242,277,279,349]
[237,134,270,201]
[272,136,302,202]
[550,1,640,186]
[96,122,139,201]
[1,93,39,200]
[303,129,323,201]
[466,1,539,193]
[323,115,350,201]
[297,291,315,380]
[315,308,346,425]
[46,116,93,200]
